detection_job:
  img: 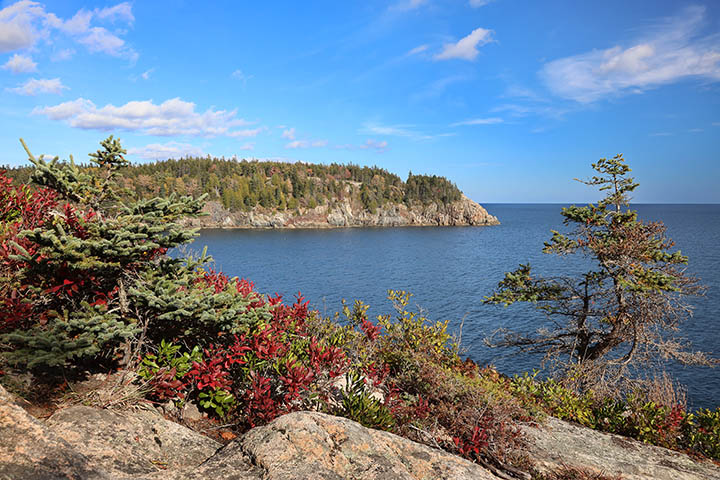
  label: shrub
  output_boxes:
[511,373,720,460]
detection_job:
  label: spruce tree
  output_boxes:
[2,137,205,368]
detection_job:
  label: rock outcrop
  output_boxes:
[0,385,495,479]
[186,195,499,229]
[46,406,220,477]
[523,416,720,480]
[3,384,720,480]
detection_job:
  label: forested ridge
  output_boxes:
[3,156,463,213]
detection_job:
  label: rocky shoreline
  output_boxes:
[183,195,499,229]
[3,382,719,480]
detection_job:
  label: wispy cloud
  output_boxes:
[360,122,452,141]
[34,97,253,136]
[361,122,418,138]
[389,0,428,12]
[228,127,265,138]
[450,117,503,127]
[491,102,570,120]
[52,48,75,62]
[0,1,137,60]
[411,74,470,101]
[407,44,428,56]
[281,127,296,140]
[541,6,720,103]
[650,132,673,137]
[469,0,493,6]
[94,2,134,23]
[141,68,154,80]
[128,141,205,160]
[336,139,389,153]
[2,52,36,73]
[231,69,253,84]
[8,77,67,95]
[434,27,494,61]
[285,139,328,149]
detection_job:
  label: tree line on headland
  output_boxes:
[3,155,463,214]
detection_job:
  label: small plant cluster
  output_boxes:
[511,372,720,460]
[138,280,351,426]
[137,289,530,471]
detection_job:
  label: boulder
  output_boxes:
[46,405,221,477]
[523,416,720,480]
[205,411,498,480]
[0,385,109,480]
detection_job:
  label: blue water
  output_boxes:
[191,204,720,409]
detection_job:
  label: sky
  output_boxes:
[0,0,719,203]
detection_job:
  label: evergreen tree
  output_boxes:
[1,137,205,368]
[485,154,712,392]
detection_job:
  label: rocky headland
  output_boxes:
[185,194,499,229]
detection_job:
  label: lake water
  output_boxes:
[192,204,720,409]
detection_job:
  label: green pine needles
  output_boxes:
[1,137,207,369]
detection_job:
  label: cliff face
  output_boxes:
[185,194,499,229]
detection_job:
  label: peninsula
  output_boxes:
[5,156,499,228]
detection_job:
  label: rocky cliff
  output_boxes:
[2,384,719,480]
[185,194,499,229]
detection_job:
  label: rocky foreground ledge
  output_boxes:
[184,195,499,229]
[2,384,719,480]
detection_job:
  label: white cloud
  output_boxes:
[362,122,416,137]
[231,69,253,84]
[228,127,264,137]
[337,139,389,153]
[469,0,492,7]
[650,132,673,137]
[450,117,503,126]
[0,0,46,52]
[2,52,36,73]
[141,68,154,80]
[362,139,388,151]
[128,142,205,160]
[0,1,136,60]
[238,143,254,151]
[8,77,67,95]
[541,6,720,103]
[285,139,327,149]
[34,97,254,137]
[407,45,428,56]
[281,127,296,140]
[434,27,494,61]
[713,122,720,127]
[51,48,74,61]
[77,26,136,60]
[95,2,134,23]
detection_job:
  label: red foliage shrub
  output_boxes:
[0,171,57,331]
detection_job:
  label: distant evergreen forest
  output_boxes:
[3,156,463,213]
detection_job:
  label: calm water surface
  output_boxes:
[192,204,720,409]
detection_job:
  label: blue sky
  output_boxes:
[1,1,719,203]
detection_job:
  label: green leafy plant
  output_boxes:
[198,388,236,417]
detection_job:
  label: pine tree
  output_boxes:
[485,154,712,392]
